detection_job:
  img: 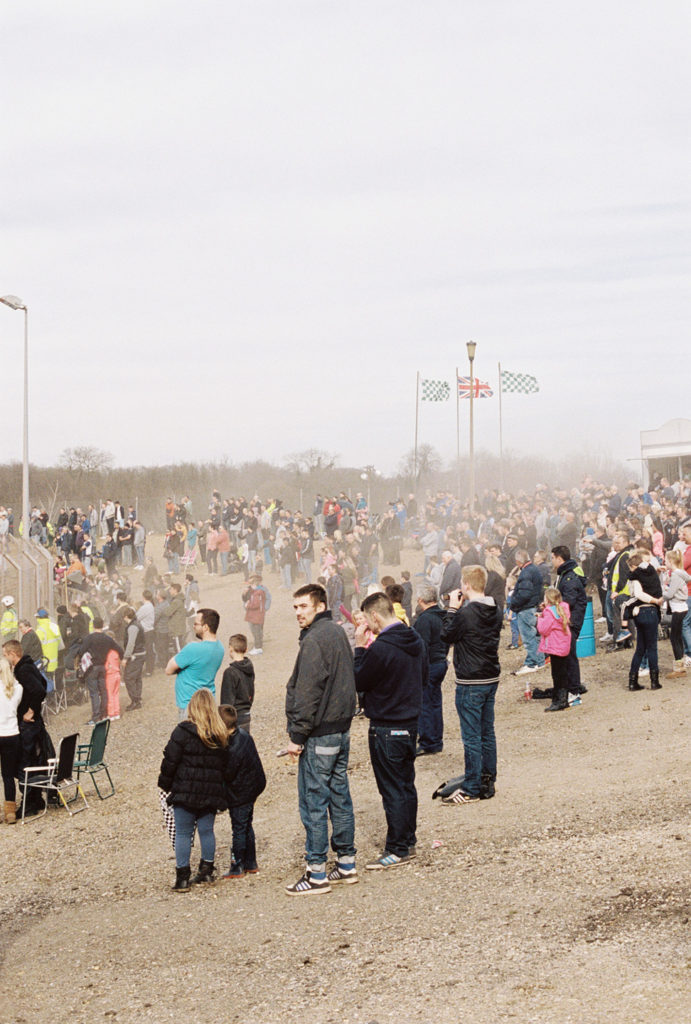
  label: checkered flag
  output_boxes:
[421,378,450,402]
[501,371,539,394]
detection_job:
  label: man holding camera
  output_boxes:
[440,565,503,804]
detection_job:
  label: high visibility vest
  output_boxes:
[0,608,18,639]
[36,619,61,672]
[611,550,631,596]
[82,605,95,633]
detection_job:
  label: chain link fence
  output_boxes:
[0,535,54,619]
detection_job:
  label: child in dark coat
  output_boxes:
[218,704,266,878]
[220,633,255,732]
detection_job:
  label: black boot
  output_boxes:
[628,668,644,691]
[479,773,496,800]
[172,866,191,893]
[191,859,216,884]
[544,689,568,711]
[649,669,662,691]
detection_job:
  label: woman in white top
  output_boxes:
[0,655,22,823]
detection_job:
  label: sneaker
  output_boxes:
[594,616,607,624]
[684,655,691,668]
[249,648,263,656]
[568,694,582,707]
[441,789,480,805]
[326,864,359,885]
[365,853,410,870]
[638,667,650,676]
[513,665,539,676]
[85,720,95,727]
[615,631,631,643]
[109,715,120,721]
[599,634,613,644]
[285,871,331,895]
[506,643,520,650]
[415,746,442,757]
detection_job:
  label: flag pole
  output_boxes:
[455,366,461,500]
[414,371,420,485]
[498,361,504,493]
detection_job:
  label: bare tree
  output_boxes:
[59,446,114,476]
[398,443,442,486]
[285,448,339,474]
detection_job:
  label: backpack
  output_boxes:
[258,584,271,611]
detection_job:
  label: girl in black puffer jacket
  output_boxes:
[158,689,230,892]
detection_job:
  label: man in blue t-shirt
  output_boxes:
[165,607,224,718]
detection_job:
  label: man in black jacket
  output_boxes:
[552,546,588,701]
[3,639,48,816]
[284,584,356,896]
[440,565,502,804]
[355,592,427,869]
[413,585,449,756]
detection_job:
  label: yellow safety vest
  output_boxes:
[611,550,631,597]
[81,605,95,633]
[36,619,61,672]
[0,608,18,639]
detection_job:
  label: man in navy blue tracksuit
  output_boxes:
[354,592,427,870]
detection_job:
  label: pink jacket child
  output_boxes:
[537,601,571,657]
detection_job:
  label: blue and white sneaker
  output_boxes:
[365,852,410,870]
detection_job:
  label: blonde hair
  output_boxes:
[545,587,569,634]
[187,689,228,749]
[484,553,505,578]
[0,657,16,701]
[666,549,682,569]
[461,564,488,593]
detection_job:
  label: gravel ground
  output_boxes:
[1,546,689,1024]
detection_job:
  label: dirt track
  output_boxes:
[1,546,689,1024]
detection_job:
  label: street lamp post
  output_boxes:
[466,340,477,514]
[0,296,29,538]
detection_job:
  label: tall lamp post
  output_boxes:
[0,295,29,538]
[466,340,477,514]
[360,465,379,517]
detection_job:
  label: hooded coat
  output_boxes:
[353,622,427,725]
[220,658,255,719]
[440,598,502,684]
[158,720,229,814]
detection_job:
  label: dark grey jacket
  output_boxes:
[285,612,356,745]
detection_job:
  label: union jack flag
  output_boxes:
[457,375,494,399]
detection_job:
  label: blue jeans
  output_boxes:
[229,802,257,871]
[630,606,659,673]
[173,806,216,868]
[297,732,356,870]
[682,596,691,656]
[368,724,417,857]
[418,661,447,752]
[299,558,312,583]
[219,551,228,574]
[515,607,545,667]
[281,563,292,588]
[454,683,498,798]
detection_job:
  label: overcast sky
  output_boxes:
[2,1,689,477]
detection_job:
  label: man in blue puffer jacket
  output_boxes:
[510,548,546,676]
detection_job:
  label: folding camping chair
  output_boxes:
[74,718,115,799]
[21,732,88,822]
[180,547,198,571]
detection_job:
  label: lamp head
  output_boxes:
[466,340,477,360]
[0,295,26,311]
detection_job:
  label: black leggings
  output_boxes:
[0,734,20,802]
[670,611,685,661]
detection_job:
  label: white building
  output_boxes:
[639,418,691,489]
